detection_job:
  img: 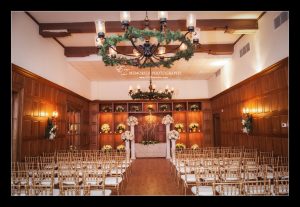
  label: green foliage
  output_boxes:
[98,26,194,68]
[130,91,172,100]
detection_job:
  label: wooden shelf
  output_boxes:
[96,99,205,148]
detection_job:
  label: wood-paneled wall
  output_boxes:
[12,64,90,161]
[211,57,288,156]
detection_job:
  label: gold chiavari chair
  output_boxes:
[243,165,259,181]
[273,178,289,195]
[259,151,273,159]
[274,165,289,180]
[60,183,90,196]
[220,166,241,182]
[180,159,199,195]
[25,156,40,164]
[191,166,214,196]
[103,161,123,195]
[243,179,271,196]
[276,156,288,167]
[213,182,243,196]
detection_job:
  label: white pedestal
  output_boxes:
[171,139,176,161]
[166,124,171,159]
[130,125,136,159]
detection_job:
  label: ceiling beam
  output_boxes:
[39,19,258,37]
[64,44,234,57]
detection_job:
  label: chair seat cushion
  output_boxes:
[191,186,213,196]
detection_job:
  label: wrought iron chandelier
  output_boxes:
[95,11,201,68]
[128,67,174,100]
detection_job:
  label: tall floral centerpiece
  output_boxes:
[241,113,253,134]
[127,116,138,159]
[168,129,180,160]
[121,130,134,160]
[162,114,174,159]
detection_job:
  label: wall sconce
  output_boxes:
[242,108,250,114]
[52,111,58,118]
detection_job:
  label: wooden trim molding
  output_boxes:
[12,64,90,102]
[210,57,288,100]
[64,44,234,57]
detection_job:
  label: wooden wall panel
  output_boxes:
[12,64,90,161]
[211,58,288,156]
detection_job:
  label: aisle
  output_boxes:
[122,158,182,195]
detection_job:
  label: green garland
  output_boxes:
[99,26,194,68]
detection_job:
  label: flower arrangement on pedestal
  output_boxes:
[168,130,180,140]
[115,105,125,112]
[102,145,112,152]
[116,123,126,133]
[242,113,253,134]
[189,123,199,132]
[175,104,184,111]
[117,144,125,151]
[191,144,199,150]
[127,116,138,126]
[121,130,134,141]
[101,123,110,133]
[176,143,186,150]
[162,114,174,125]
[174,123,184,132]
[190,104,199,111]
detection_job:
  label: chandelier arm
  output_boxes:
[108,45,140,57]
[151,55,163,61]
[153,53,175,59]
[129,37,144,54]
[154,31,190,55]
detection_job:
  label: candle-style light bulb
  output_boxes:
[186,13,196,32]
[95,20,105,39]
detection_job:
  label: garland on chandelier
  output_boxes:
[98,26,194,68]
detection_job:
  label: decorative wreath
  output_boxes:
[98,26,194,68]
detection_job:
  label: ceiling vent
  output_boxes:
[239,42,250,58]
[274,12,288,29]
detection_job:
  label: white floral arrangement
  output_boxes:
[102,145,112,152]
[117,144,125,151]
[115,105,125,112]
[116,123,126,132]
[121,130,134,141]
[174,123,184,131]
[191,144,199,150]
[168,130,180,140]
[176,143,186,150]
[101,123,110,133]
[241,113,252,134]
[127,116,138,126]
[162,114,174,125]
[189,123,199,130]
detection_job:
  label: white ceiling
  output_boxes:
[28,11,261,81]
[67,53,232,81]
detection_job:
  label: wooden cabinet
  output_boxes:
[91,100,210,149]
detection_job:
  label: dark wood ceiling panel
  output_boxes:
[64,44,234,57]
[39,19,258,37]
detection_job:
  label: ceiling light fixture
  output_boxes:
[95,11,201,68]
[128,67,174,100]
